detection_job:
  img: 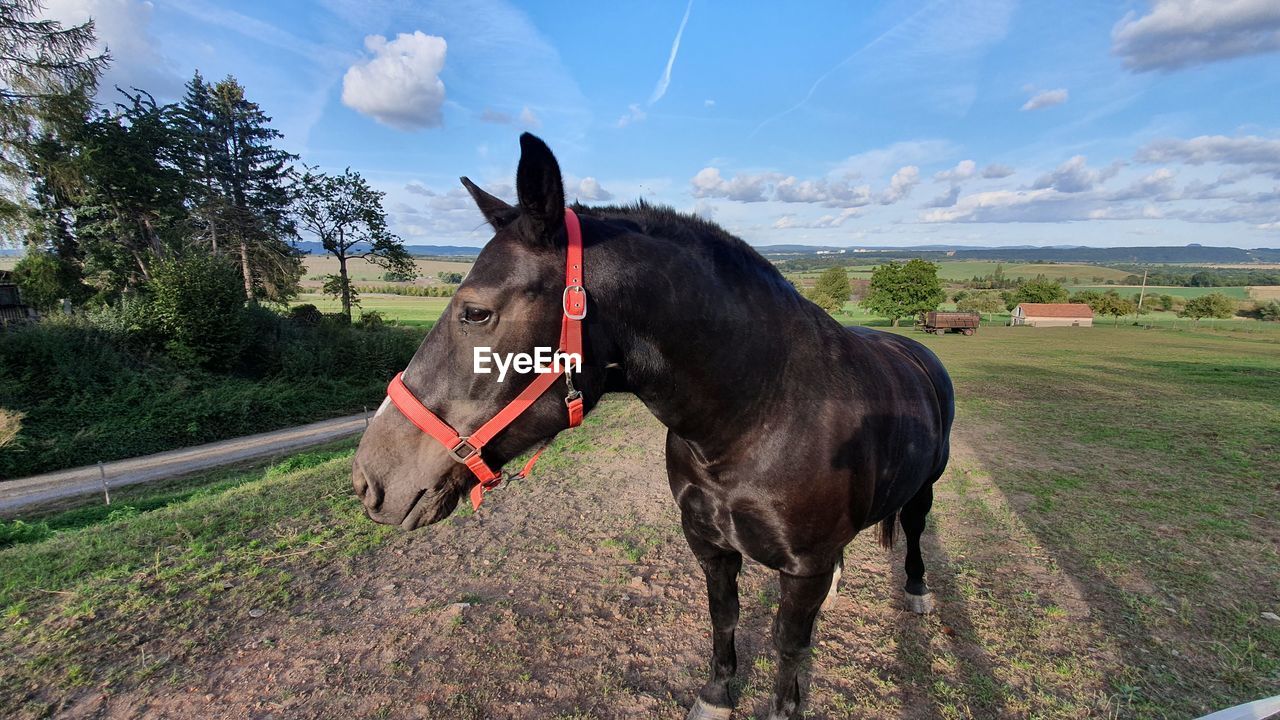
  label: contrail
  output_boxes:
[650,0,694,105]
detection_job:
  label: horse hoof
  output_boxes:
[687,697,733,720]
[905,591,935,614]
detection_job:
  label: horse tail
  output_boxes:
[878,513,898,549]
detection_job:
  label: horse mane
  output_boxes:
[571,200,790,288]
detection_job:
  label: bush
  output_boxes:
[288,303,324,326]
[86,293,165,352]
[149,255,247,369]
[0,315,421,478]
[359,310,385,328]
[11,251,64,311]
[1257,300,1280,322]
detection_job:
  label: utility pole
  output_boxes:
[1136,269,1148,320]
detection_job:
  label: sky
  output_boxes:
[40,0,1280,249]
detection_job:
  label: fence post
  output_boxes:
[98,462,111,505]
[364,405,370,428]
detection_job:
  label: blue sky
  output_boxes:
[44,0,1280,248]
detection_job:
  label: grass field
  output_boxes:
[2,324,1276,718]
[301,256,472,284]
[294,292,452,328]
[1070,285,1254,300]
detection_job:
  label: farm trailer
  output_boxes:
[918,311,980,336]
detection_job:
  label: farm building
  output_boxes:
[1011,303,1093,327]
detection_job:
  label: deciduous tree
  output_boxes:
[1179,293,1235,323]
[860,259,945,326]
[294,166,413,319]
[1012,276,1068,305]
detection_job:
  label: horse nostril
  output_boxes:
[352,464,385,512]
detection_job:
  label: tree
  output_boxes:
[1012,276,1068,305]
[1256,300,1280,322]
[294,166,413,319]
[1178,293,1235,323]
[1155,294,1175,311]
[860,259,945,326]
[436,271,463,284]
[956,290,1004,319]
[814,266,851,307]
[11,248,63,309]
[74,89,188,287]
[1,0,105,237]
[803,287,841,313]
[149,254,246,368]
[176,73,301,303]
[1094,293,1137,325]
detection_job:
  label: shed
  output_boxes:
[0,271,36,325]
[1011,303,1093,327]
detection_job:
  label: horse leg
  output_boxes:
[685,540,743,720]
[821,554,843,610]
[901,482,936,613]
[765,568,833,720]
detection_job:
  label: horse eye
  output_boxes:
[461,307,492,324]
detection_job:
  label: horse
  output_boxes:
[352,133,955,720]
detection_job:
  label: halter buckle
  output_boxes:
[563,285,587,320]
[449,438,479,463]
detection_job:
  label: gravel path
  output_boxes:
[0,413,366,516]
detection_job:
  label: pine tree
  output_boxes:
[0,0,105,239]
[176,73,301,302]
[74,89,188,286]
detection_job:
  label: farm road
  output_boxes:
[0,413,366,515]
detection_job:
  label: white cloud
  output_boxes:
[692,200,717,220]
[925,186,962,208]
[1105,168,1177,201]
[880,166,920,204]
[704,99,715,108]
[1020,88,1068,111]
[772,208,859,229]
[1113,0,1280,72]
[773,177,873,207]
[1030,155,1121,193]
[616,103,647,128]
[575,177,613,201]
[342,31,447,130]
[43,0,180,99]
[982,163,1016,179]
[518,106,540,128]
[405,181,435,197]
[690,167,774,202]
[934,159,977,183]
[1135,135,1280,177]
[479,108,511,124]
[831,140,952,181]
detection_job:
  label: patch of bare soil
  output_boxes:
[38,398,1124,719]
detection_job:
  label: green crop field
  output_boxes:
[293,292,452,328]
[1070,285,1253,300]
[2,324,1276,718]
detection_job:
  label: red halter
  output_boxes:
[385,208,586,511]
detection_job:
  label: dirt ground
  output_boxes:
[16,393,1154,720]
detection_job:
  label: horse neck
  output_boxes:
[590,227,808,450]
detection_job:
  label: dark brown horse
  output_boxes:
[352,134,954,719]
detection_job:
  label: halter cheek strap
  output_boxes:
[386,208,586,511]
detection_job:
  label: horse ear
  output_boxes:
[515,132,565,242]
[460,176,516,230]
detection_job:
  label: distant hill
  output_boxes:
[756,244,1279,264]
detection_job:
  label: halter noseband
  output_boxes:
[384,208,586,511]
